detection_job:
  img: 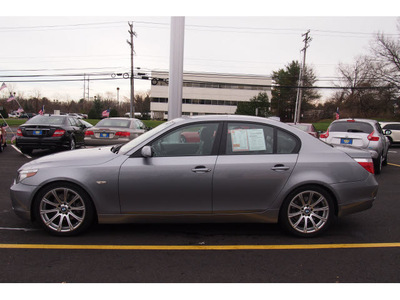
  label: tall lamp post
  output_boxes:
[117,87,120,107]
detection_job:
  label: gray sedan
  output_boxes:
[10,115,378,237]
[84,117,147,146]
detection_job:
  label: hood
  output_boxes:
[20,146,119,170]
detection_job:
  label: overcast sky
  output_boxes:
[1,1,399,103]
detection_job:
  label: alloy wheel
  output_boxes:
[286,189,331,235]
[39,187,86,233]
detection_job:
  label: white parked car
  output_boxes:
[380,122,400,146]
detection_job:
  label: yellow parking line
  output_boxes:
[0,243,400,250]
[388,163,400,167]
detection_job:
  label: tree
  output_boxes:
[370,21,400,91]
[271,61,320,122]
[334,56,396,118]
[235,92,270,117]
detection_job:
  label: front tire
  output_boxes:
[33,183,95,236]
[280,186,334,237]
[374,155,382,174]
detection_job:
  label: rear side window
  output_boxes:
[383,124,400,130]
[330,121,373,134]
[225,122,300,155]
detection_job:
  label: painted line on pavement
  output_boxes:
[388,162,400,167]
[11,145,31,159]
[0,227,38,232]
[0,242,400,251]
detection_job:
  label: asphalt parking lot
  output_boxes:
[1,144,400,283]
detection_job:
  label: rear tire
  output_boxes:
[279,186,334,237]
[374,155,382,174]
[20,148,32,155]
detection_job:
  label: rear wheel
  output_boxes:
[69,137,76,150]
[33,182,95,236]
[374,155,382,174]
[280,186,334,237]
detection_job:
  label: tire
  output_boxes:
[69,137,76,150]
[20,148,32,155]
[279,186,334,237]
[374,155,382,174]
[33,182,95,236]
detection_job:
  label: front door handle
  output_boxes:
[271,164,290,171]
[192,166,212,173]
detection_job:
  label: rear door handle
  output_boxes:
[271,164,290,171]
[192,166,212,173]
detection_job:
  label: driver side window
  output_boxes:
[150,123,219,157]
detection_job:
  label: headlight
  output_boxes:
[16,169,38,184]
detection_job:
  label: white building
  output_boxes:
[150,71,272,119]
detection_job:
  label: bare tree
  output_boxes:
[370,19,400,90]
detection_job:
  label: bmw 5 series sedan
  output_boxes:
[10,115,378,237]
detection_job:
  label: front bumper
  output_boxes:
[10,181,37,221]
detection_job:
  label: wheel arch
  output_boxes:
[277,182,339,222]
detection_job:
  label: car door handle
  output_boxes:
[271,164,290,171]
[192,166,212,173]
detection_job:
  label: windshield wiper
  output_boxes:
[110,144,123,154]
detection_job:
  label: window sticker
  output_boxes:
[230,129,266,152]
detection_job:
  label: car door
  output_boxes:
[68,117,85,144]
[213,122,299,213]
[119,122,221,214]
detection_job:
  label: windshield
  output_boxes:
[119,120,175,154]
[96,119,131,128]
[330,121,373,134]
[25,115,66,125]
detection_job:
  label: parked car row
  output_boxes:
[15,115,147,155]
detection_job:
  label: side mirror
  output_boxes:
[384,129,392,135]
[141,145,153,158]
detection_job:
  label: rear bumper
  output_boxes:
[16,136,69,149]
[335,174,378,217]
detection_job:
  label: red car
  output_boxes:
[287,123,319,138]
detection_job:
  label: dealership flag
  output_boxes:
[335,107,340,120]
[0,82,6,91]
[102,109,110,118]
[38,105,45,115]
[17,107,24,113]
[7,95,15,102]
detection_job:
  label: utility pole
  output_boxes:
[127,22,137,118]
[294,30,311,124]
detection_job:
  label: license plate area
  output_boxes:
[341,138,353,145]
[100,132,110,138]
[32,130,43,136]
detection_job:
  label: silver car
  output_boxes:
[10,115,378,237]
[319,118,391,174]
[84,117,147,146]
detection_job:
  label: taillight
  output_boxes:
[354,158,375,174]
[367,131,379,142]
[17,129,23,136]
[115,131,130,137]
[85,130,94,136]
[52,129,65,137]
[320,129,329,139]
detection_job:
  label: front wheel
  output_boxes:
[33,183,95,236]
[279,186,334,237]
[374,155,382,174]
